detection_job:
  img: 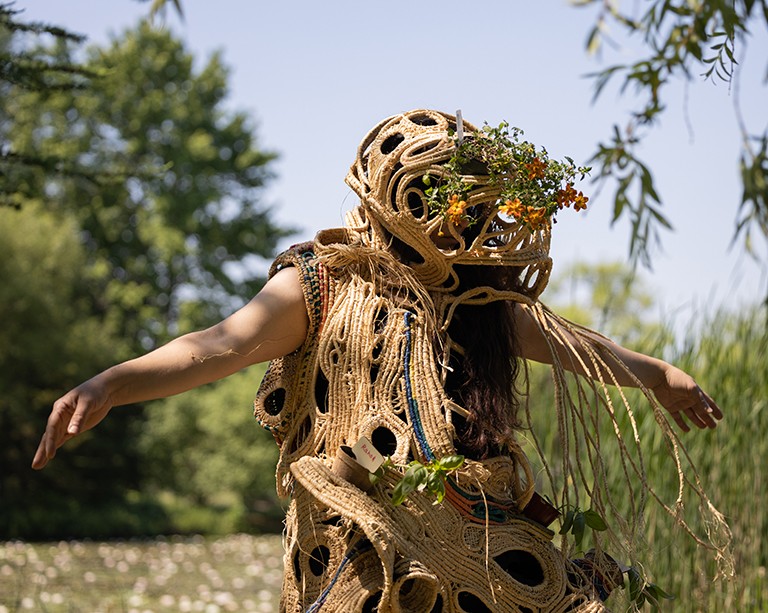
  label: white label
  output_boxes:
[352,436,384,472]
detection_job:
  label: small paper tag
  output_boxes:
[351,436,384,472]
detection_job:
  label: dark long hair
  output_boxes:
[446,265,523,460]
[376,215,524,459]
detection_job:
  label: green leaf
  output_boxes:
[426,472,446,503]
[391,478,415,506]
[436,454,465,471]
[628,567,643,602]
[586,24,602,56]
[560,509,575,535]
[369,465,385,485]
[583,509,608,531]
[572,511,586,549]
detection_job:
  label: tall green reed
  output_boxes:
[524,306,766,611]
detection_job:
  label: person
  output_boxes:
[33,110,728,612]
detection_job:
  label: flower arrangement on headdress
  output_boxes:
[424,122,590,231]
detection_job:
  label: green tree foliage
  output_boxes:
[541,260,670,349]
[0,3,106,208]
[1,21,290,538]
[5,22,291,348]
[138,367,283,534]
[0,204,147,539]
[573,0,768,266]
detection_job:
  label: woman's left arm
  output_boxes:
[514,304,723,432]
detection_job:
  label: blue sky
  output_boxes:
[19,1,767,320]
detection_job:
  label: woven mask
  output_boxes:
[345,109,552,298]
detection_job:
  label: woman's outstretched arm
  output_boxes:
[32,266,309,469]
[513,303,723,432]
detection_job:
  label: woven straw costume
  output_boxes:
[254,110,731,612]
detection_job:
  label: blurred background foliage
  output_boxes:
[1,7,290,539]
[1,4,766,610]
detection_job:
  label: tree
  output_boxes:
[138,368,284,534]
[0,2,109,208]
[0,204,145,539]
[574,0,768,267]
[6,22,291,348]
[1,22,291,538]
[543,261,658,342]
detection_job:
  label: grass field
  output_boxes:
[0,534,284,613]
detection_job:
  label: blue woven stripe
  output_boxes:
[403,312,435,462]
[305,540,371,612]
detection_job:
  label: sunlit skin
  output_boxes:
[33,235,722,470]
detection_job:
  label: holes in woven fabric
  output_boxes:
[388,163,404,211]
[314,369,329,414]
[371,426,397,458]
[308,545,330,576]
[263,387,286,416]
[411,141,439,157]
[410,113,438,127]
[407,189,425,219]
[520,607,534,613]
[395,573,440,612]
[362,590,382,613]
[523,268,540,292]
[371,340,383,362]
[493,549,545,587]
[381,133,405,155]
[373,307,388,335]
[369,362,380,386]
[457,591,493,613]
[291,548,302,583]
[430,594,443,612]
[320,515,344,527]
[288,415,312,454]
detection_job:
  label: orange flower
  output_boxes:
[498,198,524,219]
[556,183,578,208]
[525,206,547,230]
[446,194,468,225]
[525,157,547,180]
[573,191,589,211]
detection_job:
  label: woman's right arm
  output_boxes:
[32,266,309,469]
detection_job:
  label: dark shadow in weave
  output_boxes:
[308,545,331,577]
[292,548,302,584]
[430,594,443,612]
[493,549,545,587]
[457,590,493,613]
[288,415,313,454]
[314,369,329,414]
[263,387,285,416]
[381,133,405,155]
[371,426,397,457]
[362,590,382,613]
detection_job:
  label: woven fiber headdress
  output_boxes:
[345,109,588,298]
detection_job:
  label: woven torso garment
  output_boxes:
[253,231,608,613]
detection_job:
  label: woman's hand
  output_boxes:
[31,266,309,470]
[32,377,115,470]
[651,365,723,432]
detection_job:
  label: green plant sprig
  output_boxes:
[371,454,465,506]
[559,505,609,551]
[626,566,675,611]
[424,122,591,231]
[560,506,675,609]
